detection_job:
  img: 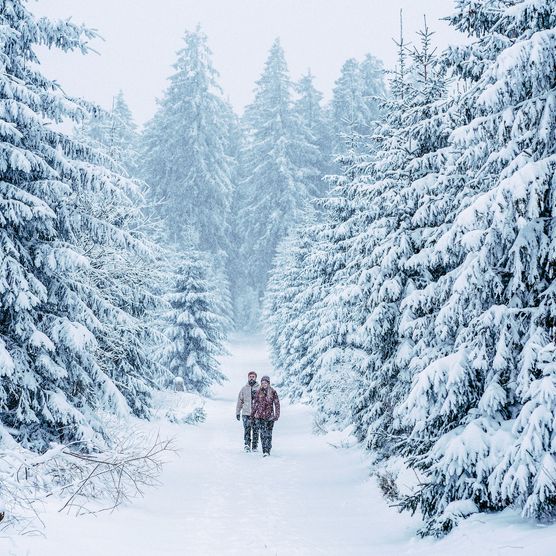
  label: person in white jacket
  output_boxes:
[236,371,260,452]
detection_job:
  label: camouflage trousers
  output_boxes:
[256,418,275,455]
[242,416,259,449]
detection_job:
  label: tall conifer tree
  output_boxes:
[140,26,233,254]
[0,0,162,452]
[398,0,556,533]
[238,39,320,323]
[79,91,139,176]
[331,56,385,157]
[294,71,332,195]
[160,250,227,395]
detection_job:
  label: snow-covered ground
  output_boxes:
[4,335,555,555]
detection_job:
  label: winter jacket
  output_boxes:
[236,382,259,416]
[252,386,280,421]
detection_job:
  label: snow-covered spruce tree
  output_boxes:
[330,56,385,157]
[264,226,307,391]
[396,0,556,535]
[74,169,167,419]
[269,216,366,431]
[301,148,375,428]
[341,19,454,462]
[238,38,321,321]
[78,90,140,177]
[264,122,374,428]
[263,208,326,398]
[160,250,227,395]
[331,27,413,451]
[140,25,233,254]
[0,1,163,452]
[76,94,169,415]
[284,30,410,433]
[294,71,333,196]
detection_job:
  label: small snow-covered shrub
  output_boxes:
[152,390,207,425]
[422,500,479,538]
[376,470,400,503]
[165,403,207,425]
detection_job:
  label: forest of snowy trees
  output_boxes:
[266,0,556,537]
[1,0,555,542]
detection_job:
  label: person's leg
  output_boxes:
[267,420,275,454]
[256,419,265,452]
[260,420,271,454]
[251,417,259,450]
[242,416,252,450]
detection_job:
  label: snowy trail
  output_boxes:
[6,336,556,556]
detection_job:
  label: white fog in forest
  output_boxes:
[34,0,461,120]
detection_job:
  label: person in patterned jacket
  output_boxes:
[252,375,280,457]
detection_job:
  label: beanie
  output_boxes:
[261,375,270,384]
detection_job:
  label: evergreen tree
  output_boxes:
[283,36,405,433]
[397,0,556,534]
[264,124,371,428]
[294,71,333,195]
[330,56,385,157]
[0,0,162,452]
[238,38,320,323]
[264,209,321,395]
[345,18,452,460]
[78,90,140,176]
[160,251,227,395]
[140,25,233,253]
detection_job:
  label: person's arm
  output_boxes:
[251,391,259,418]
[274,390,280,421]
[236,388,244,417]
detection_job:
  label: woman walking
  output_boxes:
[252,375,280,457]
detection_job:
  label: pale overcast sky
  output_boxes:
[33,0,461,125]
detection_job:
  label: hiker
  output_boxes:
[236,371,260,452]
[252,375,280,457]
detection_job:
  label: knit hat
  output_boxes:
[248,371,257,377]
[261,375,270,384]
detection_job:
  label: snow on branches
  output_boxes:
[264,0,556,535]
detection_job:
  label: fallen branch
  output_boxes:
[0,427,176,534]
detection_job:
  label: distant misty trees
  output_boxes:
[233,39,323,328]
[231,40,386,328]
[78,90,140,177]
[331,54,386,156]
[135,27,386,330]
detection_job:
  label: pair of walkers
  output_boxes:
[236,372,280,457]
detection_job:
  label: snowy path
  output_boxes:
[6,336,556,555]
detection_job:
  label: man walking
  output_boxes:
[252,375,280,457]
[236,371,259,452]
